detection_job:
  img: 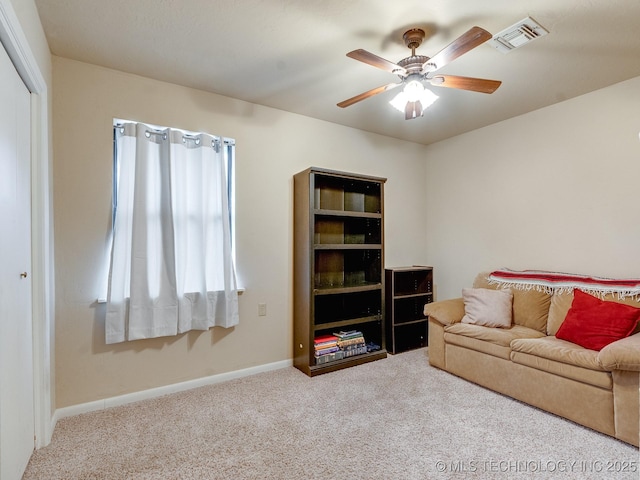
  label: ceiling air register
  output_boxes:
[489,16,549,53]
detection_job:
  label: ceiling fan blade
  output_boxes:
[337,83,402,108]
[422,26,492,73]
[429,75,501,94]
[347,49,407,76]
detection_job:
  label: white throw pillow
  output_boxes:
[461,287,513,328]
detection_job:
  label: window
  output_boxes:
[112,122,236,261]
[105,120,239,344]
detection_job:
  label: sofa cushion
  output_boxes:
[511,336,606,371]
[510,336,612,389]
[510,351,612,390]
[474,272,551,333]
[547,291,573,336]
[555,290,640,351]
[461,288,512,328]
[444,332,512,359]
[445,324,546,361]
[445,324,545,360]
[445,323,545,348]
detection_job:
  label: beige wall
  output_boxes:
[53,52,640,409]
[52,56,429,408]
[424,75,640,299]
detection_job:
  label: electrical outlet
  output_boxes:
[258,303,267,316]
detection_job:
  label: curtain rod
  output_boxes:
[114,122,235,145]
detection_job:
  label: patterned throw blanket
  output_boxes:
[488,269,640,299]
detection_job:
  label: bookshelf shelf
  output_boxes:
[308,350,388,376]
[294,167,387,376]
[313,315,383,332]
[313,283,382,295]
[314,209,382,219]
[314,244,383,250]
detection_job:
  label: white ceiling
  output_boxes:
[34,0,640,146]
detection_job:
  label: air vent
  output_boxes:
[489,16,549,53]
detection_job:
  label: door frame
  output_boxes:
[0,0,54,447]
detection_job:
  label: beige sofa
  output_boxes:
[424,272,640,446]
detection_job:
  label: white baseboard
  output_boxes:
[54,359,293,422]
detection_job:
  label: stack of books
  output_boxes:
[314,331,374,365]
[314,335,344,364]
[334,330,368,358]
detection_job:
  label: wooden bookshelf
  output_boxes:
[385,266,433,354]
[293,167,387,376]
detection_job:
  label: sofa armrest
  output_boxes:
[598,332,640,371]
[424,298,465,326]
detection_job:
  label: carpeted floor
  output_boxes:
[24,348,638,479]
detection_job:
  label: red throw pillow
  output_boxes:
[556,289,640,351]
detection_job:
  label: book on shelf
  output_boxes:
[334,330,365,348]
[314,350,345,364]
[314,335,338,351]
[336,337,365,348]
[314,334,338,345]
[315,345,340,356]
[333,330,362,340]
[342,344,368,357]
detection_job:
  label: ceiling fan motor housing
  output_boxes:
[397,55,430,77]
[399,29,439,76]
[403,28,425,50]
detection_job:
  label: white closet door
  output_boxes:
[0,38,34,480]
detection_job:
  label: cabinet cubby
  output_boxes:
[392,322,429,352]
[392,295,433,324]
[314,176,381,214]
[314,249,381,289]
[314,290,382,329]
[314,216,382,245]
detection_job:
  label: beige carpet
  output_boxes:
[25,349,638,479]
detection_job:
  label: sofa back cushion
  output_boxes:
[473,272,551,333]
[547,291,573,336]
[548,290,640,336]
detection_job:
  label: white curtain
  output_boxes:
[106,122,239,344]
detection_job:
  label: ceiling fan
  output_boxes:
[337,27,502,120]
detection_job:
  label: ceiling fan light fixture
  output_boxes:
[389,85,438,117]
[405,100,423,120]
[403,79,425,102]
